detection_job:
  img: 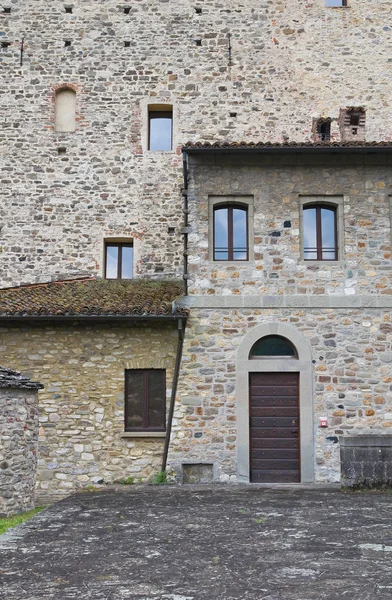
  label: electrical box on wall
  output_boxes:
[319,417,328,428]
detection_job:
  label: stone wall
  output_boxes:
[1,1,392,287]
[186,153,392,297]
[0,323,178,500]
[167,307,392,483]
[340,436,392,488]
[0,368,41,517]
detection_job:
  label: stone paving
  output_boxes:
[1,485,392,600]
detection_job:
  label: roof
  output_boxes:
[0,366,43,390]
[0,278,188,319]
[182,140,392,152]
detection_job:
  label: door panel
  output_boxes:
[249,372,300,483]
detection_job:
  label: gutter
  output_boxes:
[181,152,189,295]
[162,317,185,472]
[182,146,392,156]
[0,314,187,324]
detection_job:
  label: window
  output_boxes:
[313,118,331,142]
[325,0,347,6]
[125,369,166,431]
[105,242,133,279]
[148,105,173,151]
[55,88,76,132]
[303,205,337,261]
[213,205,248,261]
[249,335,297,359]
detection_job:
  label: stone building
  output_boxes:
[0,0,392,496]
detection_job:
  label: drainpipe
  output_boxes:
[162,315,185,472]
[181,151,189,295]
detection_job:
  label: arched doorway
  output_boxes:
[236,323,314,483]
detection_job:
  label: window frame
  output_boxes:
[104,242,133,279]
[148,106,173,151]
[249,335,298,360]
[303,204,338,261]
[299,196,344,263]
[213,204,249,262]
[124,369,166,433]
[325,0,347,7]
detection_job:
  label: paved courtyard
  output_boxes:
[1,485,392,600]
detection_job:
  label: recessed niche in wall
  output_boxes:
[124,6,131,14]
[195,7,202,13]
[64,40,72,47]
[57,147,67,155]
[124,41,131,47]
[1,41,11,48]
[183,464,214,484]
[230,112,237,118]
[3,6,11,13]
[195,39,202,46]
[64,5,73,13]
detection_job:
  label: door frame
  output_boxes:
[236,322,314,483]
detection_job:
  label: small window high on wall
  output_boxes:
[105,242,133,279]
[55,88,76,132]
[148,105,173,151]
[325,0,347,6]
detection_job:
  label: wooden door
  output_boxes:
[249,372,300,483]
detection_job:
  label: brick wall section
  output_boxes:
[0,324,178,500]
[1,1,392,286]
[0,372,41,517]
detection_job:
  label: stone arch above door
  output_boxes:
[235,322,314,483]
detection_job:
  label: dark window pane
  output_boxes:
[125,371,144,429]
[121,246,133,279]
[149,114,172,151]
[232,208,247,260]
[250,335,297,358]
[303,207,317,260]
[214,208,228,260]
[321,208,336,260]
[147,370,165,429]
[106,246,118,278]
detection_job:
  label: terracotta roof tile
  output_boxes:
[0,278,188,318]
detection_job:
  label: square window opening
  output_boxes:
[148,105,173,151]
[105,241,133,279]
[125,369,166,432]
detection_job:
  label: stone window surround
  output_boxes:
[141,100,177,154]
[236,322,314,483]
[208,195,254,263]
[389,196,392,250]
[101,236,135,279]
[299,195,345,264]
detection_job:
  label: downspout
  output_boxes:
[162,314,185,472]
[182,151,189,295]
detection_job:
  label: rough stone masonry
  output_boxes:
[0,367,42,516]
[1,1,392,495]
